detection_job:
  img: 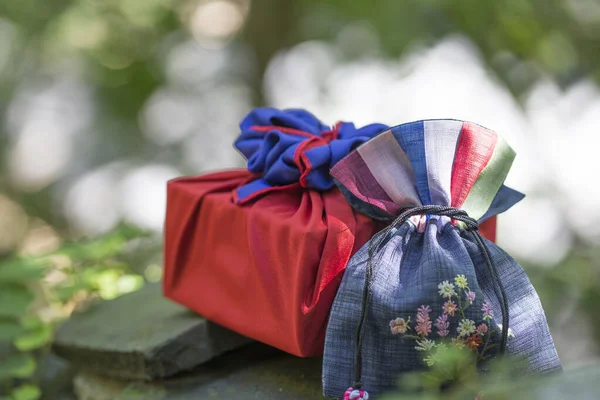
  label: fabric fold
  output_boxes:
[331,119,521,222]
[234,108,388,203]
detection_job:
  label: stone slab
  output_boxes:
[73,343,325,400]
[74,373,130,400]
[40,353,76,399]
[52,283,252,380]
[70,342,600,400]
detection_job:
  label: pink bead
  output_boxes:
[344,387,369,399]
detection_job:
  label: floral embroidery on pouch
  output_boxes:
[389,275,502,366]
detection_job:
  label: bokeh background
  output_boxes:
[1,0,600,390]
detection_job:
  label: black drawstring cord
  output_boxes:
[352,205,509,389]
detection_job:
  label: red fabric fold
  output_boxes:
[164,169,382,357]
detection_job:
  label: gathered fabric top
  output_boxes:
[234,108,388,204]
[331,119,523,223]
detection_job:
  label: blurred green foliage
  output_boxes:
[297,0,597,92]
[379,347,578,400]
[0,225,152,399]
[379,346,511,400]
[1,0,600,222]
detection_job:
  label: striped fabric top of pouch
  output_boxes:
[331,119,520,226]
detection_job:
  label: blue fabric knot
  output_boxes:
[234,108,388,203]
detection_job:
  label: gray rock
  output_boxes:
[73,373,129,400]
[72,343,325,400]
[39,353,76,399]
[52,283,252,380]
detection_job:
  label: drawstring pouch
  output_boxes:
[322,119,562,398]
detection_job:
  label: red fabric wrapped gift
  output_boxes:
[163,108,498,357]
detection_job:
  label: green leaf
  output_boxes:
[54,282,90,302]
[116,274,144,295]
[0,354,36,379]
[0,286,34,317]
[11,384,41,400]
[57,225,147,263]
[112,224,149,240]
[0,258,47,284]
[14,323,53,351]
[20,316,43,330]
[95,269,122,300]
[0,318,25,341]
[60,242,121,262]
